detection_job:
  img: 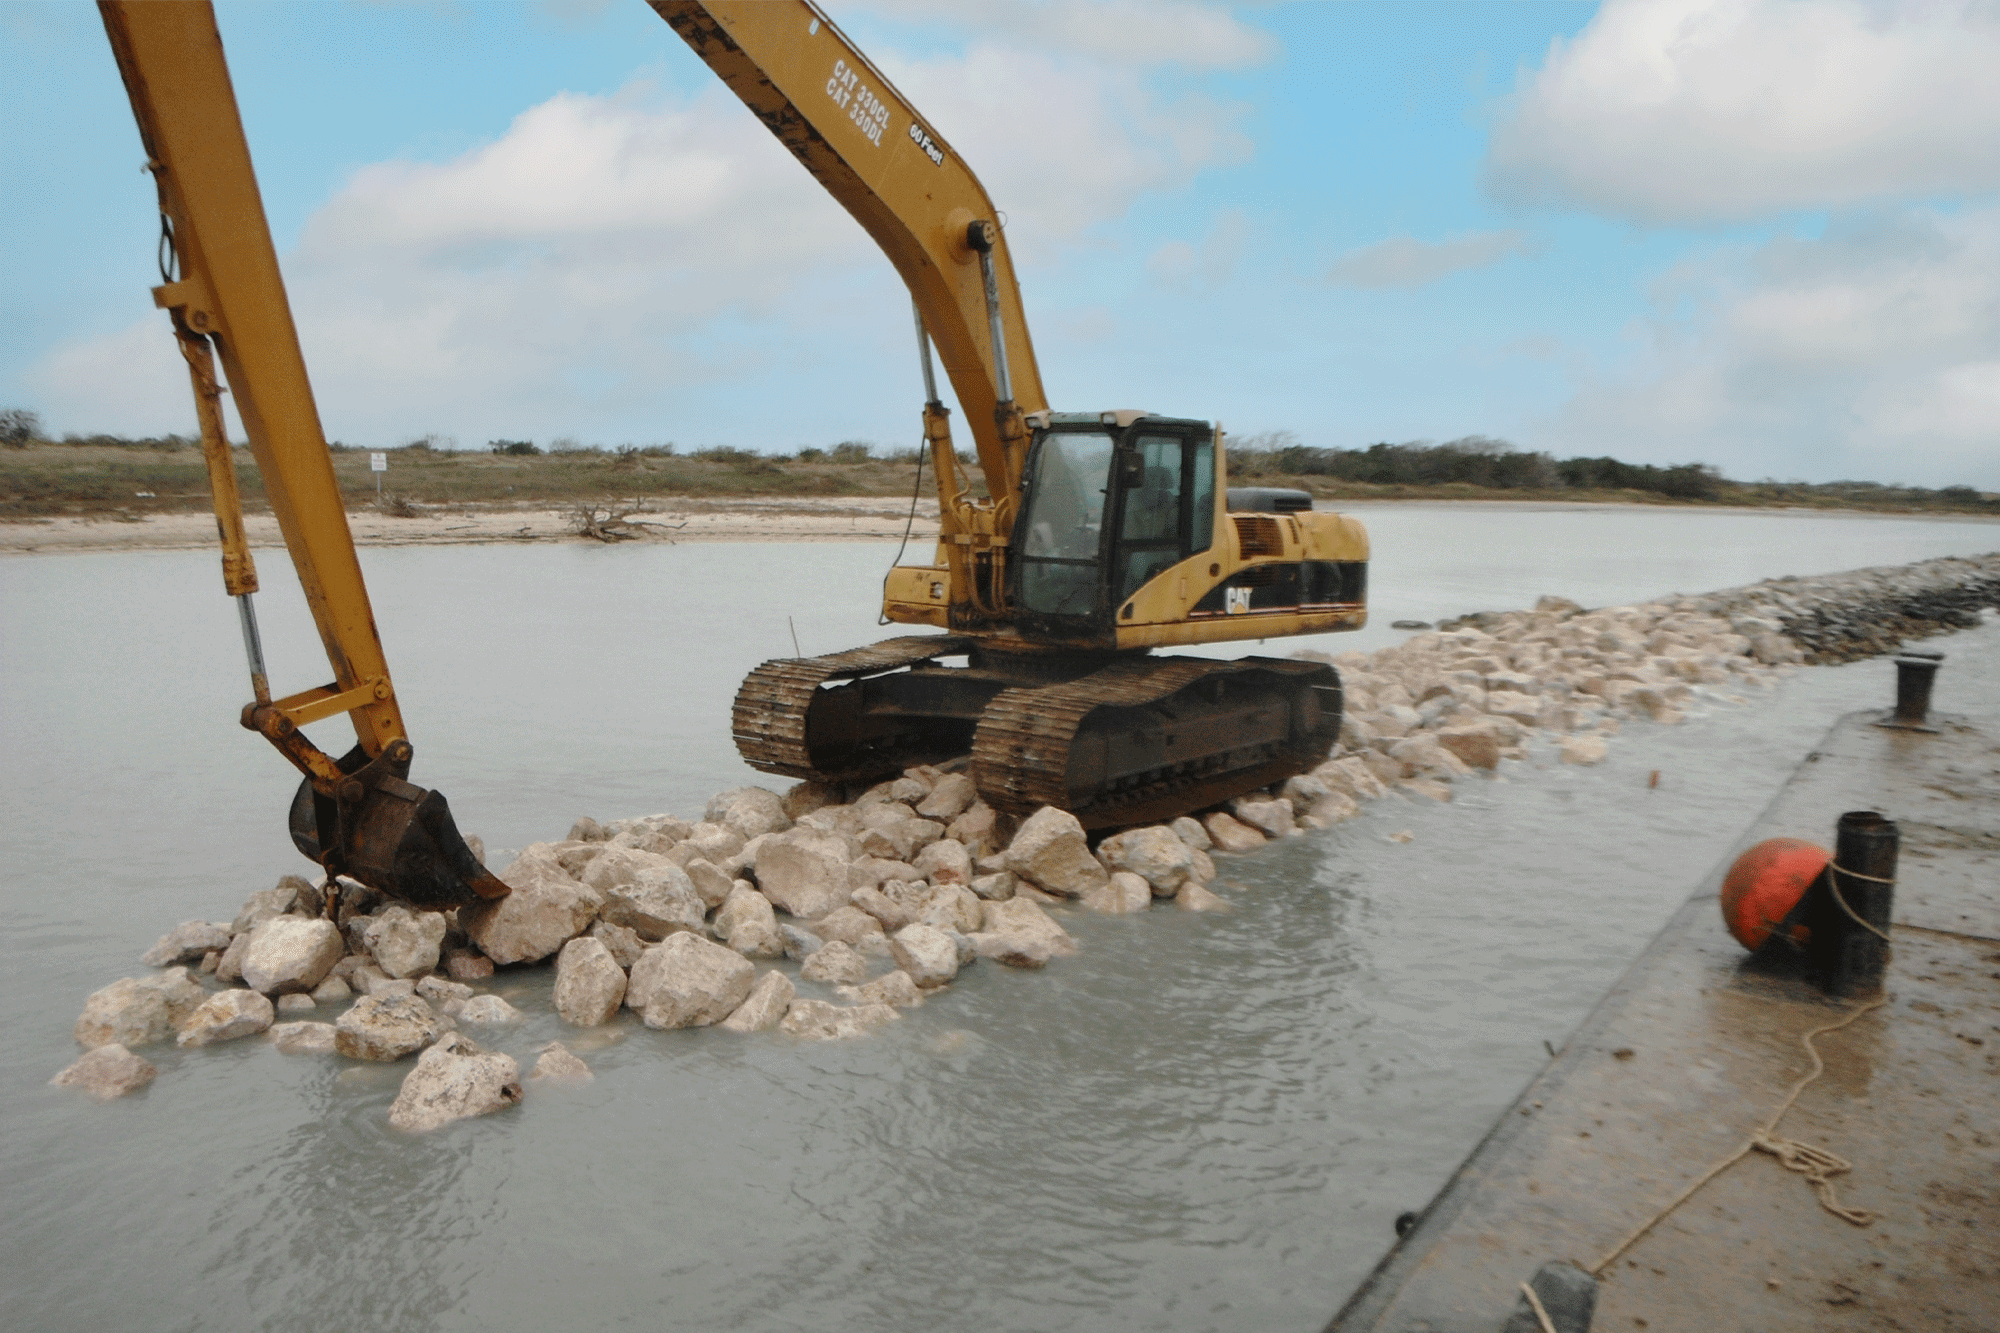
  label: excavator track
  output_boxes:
[971,655,1342,829]
[734,636,1341,830]
[732,635,975,781]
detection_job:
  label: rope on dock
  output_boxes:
[1518,1280,1560,1333]
[1829,863,1896,942]
[1585,996,1888,1277]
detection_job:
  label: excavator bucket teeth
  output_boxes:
[288,772,511,911]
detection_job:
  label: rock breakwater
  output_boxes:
[58,552,1995,1127]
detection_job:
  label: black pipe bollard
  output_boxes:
[1806,810,1897,996]
[1892,652,1944,725]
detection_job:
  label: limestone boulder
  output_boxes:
[311,974,353,1004]
[706,786,791,840]
[73,974,187,1051]
[916,772,978,820]
[682,858,735,909]
[1436,726,1502,770]
[970,897,1077,968]
[553,936,627,1026]
[808,905,887,949]
[778,923,825,961]
[1175,883,1232,912]
[1082,872,1153,914]
[1169,815,1213,851]
[142,920,234,968]
[1001,806,1108,898]
[587,920,646,970]
[911,837,973,885]
[719,970,796,1033]
[911,882,984,935]
[754,827,854,919]
[968,870,1017,902]
[445,948,495,981]
[459,855,601,965]
[858,815,943,863]
[779,998,900,1041]
[276,993,316,1016]
[363,906,448,980]
[945,801,1002,856]
[1484,690,1544,727]
[237,916,345,995]
[580,845,676,893]
[415,975,471,1009]
[177,988,275,1046]
[890,923,959,988]
[683,821,747,865]
[851,882,915,931]
[457,995,523,1025]
[1097,825,1194,896]
[600,866,706,941]
[232,880,307,936]
[50,1044,156,1100]
[1560,735,1609,766]
[1203,811,1267,853]
[837,970,924,1008]
[848,856,922,892]
[625,933,755,1030]
[781,780,837,821]
[335,993,450,1061]
[714,884,783,959]
[1231,797,1296,839]
[799,940,871,985]
[388,1033,522,1132]
[530,1042,593,1082]
[269,1020,338,1055]
[1277,773,1336,815]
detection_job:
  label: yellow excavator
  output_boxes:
[99,0,1368,914]
[663,2,1369,827]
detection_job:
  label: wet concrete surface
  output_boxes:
[1329,705,2000,1333]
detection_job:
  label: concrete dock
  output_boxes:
[1328,702,2000,1332]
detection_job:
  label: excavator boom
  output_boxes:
[99,0,507,909]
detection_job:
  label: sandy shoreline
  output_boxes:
[3,495,1993,557]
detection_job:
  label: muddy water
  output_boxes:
[1,508,1995,1333]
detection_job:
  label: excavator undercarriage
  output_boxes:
[735,639,1342,829]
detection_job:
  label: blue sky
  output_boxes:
[4,0,1997,488]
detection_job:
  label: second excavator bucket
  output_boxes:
[287,746,511,911]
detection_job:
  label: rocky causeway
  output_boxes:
[54,552,2000,1134]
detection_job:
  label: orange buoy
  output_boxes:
[1719,838,1829,950]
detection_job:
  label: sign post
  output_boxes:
[369,451,386,502]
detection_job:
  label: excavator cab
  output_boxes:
[1012,414,1218,645]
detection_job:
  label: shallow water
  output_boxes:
[1,507,1995,1332]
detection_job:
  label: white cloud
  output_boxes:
[1324,229,1535,289]
[1147,209,1249,286]
[847,0,1275,70]
[25,16,1254,448]
[1487,0,2000,225]
[1539,205,2000,487]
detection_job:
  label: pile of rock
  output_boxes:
[60,552,1995,1126]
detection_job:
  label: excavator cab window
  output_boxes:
[1014,421,1217,639]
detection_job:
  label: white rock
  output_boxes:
[719,970,796,1032]
[335,993,450,1061]
[837,970,924,1008]
[276,993,316,1016]
[388,1033,522,1132]
[1203,811,1267,853]
[311,974,353,1004]
[457,995,524,1026]
[1175,883,1232,912]
[625,933,755,1029]
[851,882,915,931]
[177,988,275,1046]
[1484,690,1544,727]
[141,920,234,968]
[780,998,900,1041]
[50,1044,156,1099]
[269,1020,339,1054]
[968,870,1018,901]
[600,866,706,942]
[72,970,204,1049]
[808,905,887,949]
[231,880,307,936]
[707,786,791,839]
[915,772,978,820]
[459,853,601,965]
[912,882,984,934]
[970,897,1077,968]
[1001,806,1109,898]
[552,936,627,1026]
[363,906,448,980]
[1097,825,1195,895]
[415,975,471,1007]
[1082,872,1153,914]
[1169,815,1214,851]
[782,780,838,820]
[911,837,973,885]
[946,801,1002,855]
[1560,735,1610,765]
[682,858,735,909]
[1230,797,1296,839]
[714,884,784,959]
[587,920,646,970]
[799,939,871,984]
[240,916,345,995]
[754,827,855,919]
[530,1041,593,1082]
[1435,725,1502,770]
[580,845,676,894]
[890,923,959,987]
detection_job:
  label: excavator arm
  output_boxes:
[99,0,507,910]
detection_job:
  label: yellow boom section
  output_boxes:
[651,1,1048,503]
[99,0,405,758]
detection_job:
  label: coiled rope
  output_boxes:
[1586,995,1888,1278]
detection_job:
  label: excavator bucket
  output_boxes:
[287,749,511,911]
